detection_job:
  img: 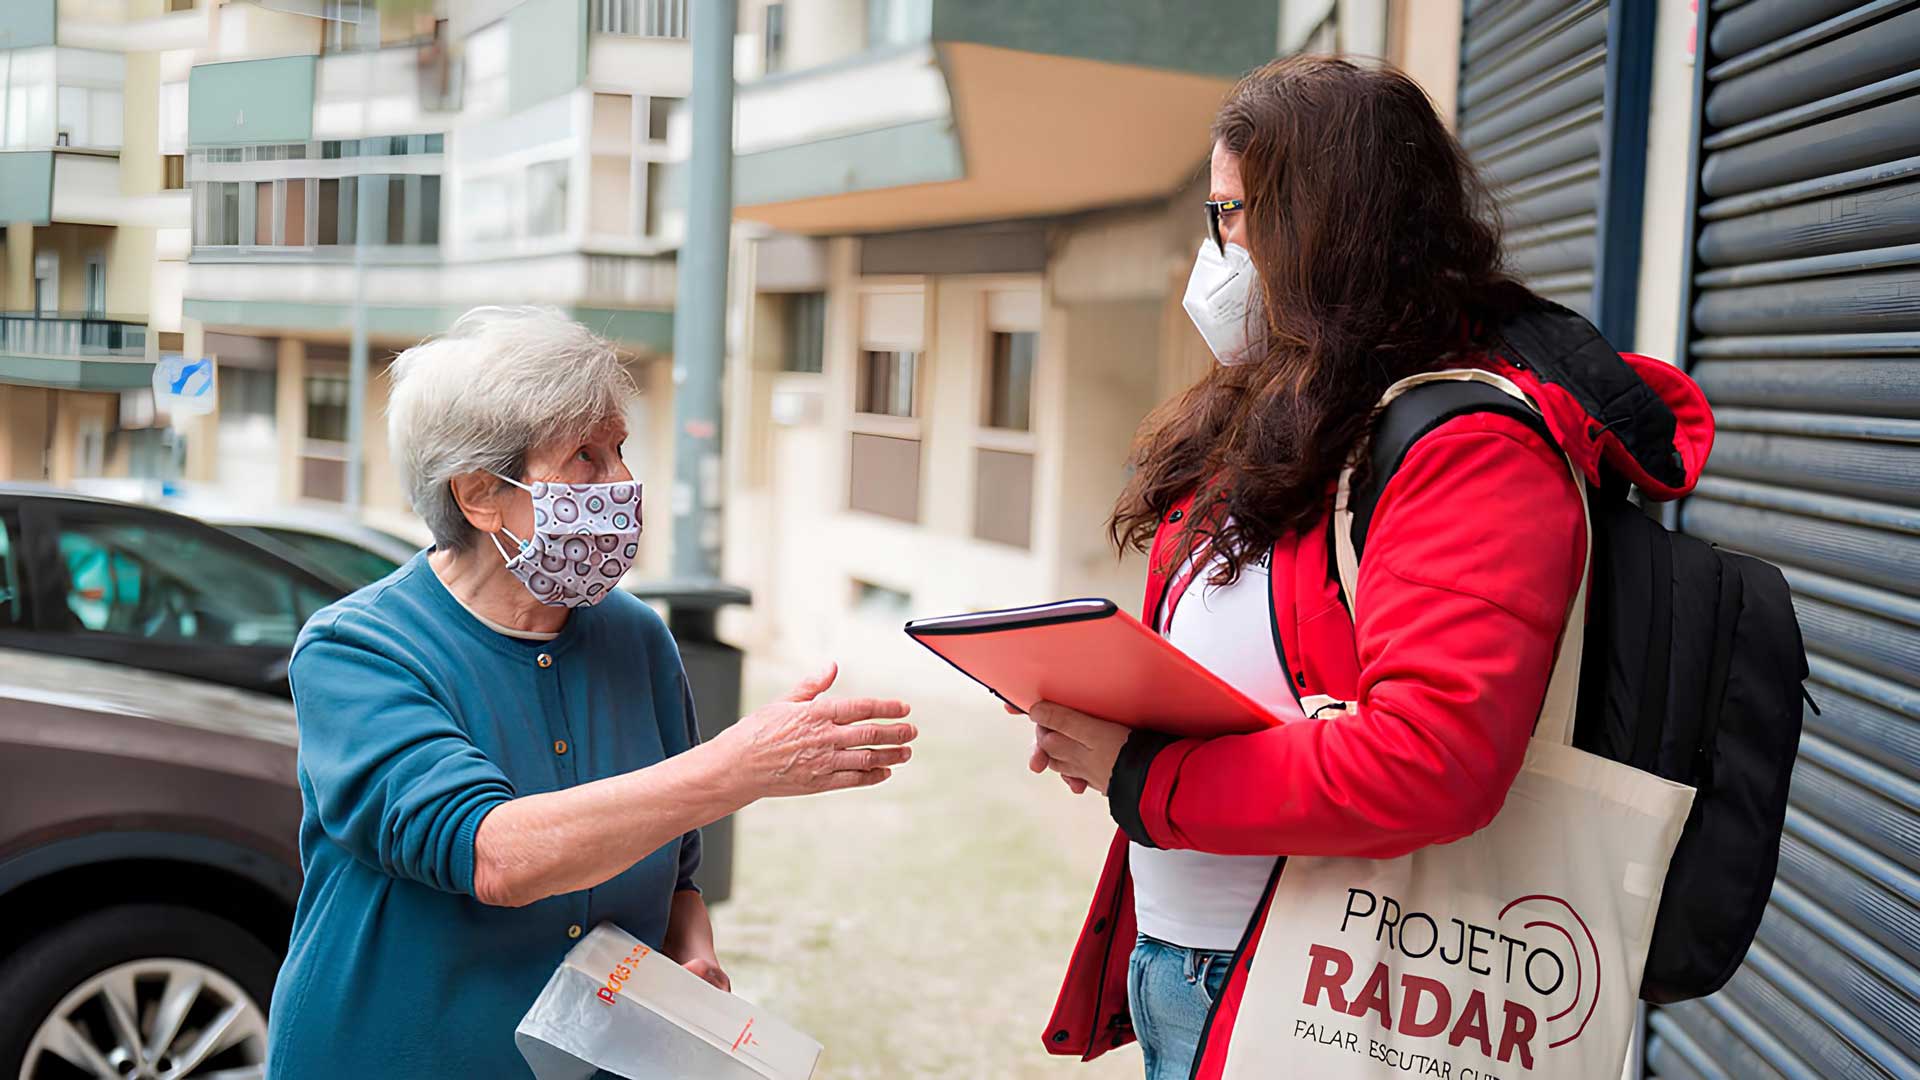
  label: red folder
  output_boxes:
[904,598,1281,736]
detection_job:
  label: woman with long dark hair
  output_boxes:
[1026,57,1710,1079]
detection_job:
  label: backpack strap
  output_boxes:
[1333,368,1592,747]
[1346,381,1555,565]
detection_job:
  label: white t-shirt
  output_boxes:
[1129,539,1306,950]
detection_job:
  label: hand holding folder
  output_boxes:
[904,599,1282,737]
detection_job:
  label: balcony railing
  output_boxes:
[0,313,148,359]
[592,0,686,38]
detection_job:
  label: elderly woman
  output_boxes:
[265,307,915,1076]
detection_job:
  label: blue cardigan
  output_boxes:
[266,552,702,1078]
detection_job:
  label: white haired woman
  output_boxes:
[264,307,915,1077]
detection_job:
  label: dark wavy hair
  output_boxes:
[1110,56,1533,583]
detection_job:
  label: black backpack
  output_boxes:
[1346,306,1810,1004]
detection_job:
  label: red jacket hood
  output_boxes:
[1479,302,1714,502]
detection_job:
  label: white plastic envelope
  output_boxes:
[516,922,822,1080]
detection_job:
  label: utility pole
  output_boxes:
[669,0,735,583]
[345,42,372,511]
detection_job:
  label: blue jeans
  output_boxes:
[1128,935,1233,1080]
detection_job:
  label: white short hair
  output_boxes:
[388,306,633,551]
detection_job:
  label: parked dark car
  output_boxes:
[0,487,348,698]
[0,646,300,1078]
[166,501,423,592]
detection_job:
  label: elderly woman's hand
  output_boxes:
[716,662,916,797]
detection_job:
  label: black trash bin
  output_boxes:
[625,581,751,904]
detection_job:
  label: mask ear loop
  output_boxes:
[485,470,537,567]
[490,524,532,567]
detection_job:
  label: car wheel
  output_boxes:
[0,904,277,1080]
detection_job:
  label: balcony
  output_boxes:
[183,251,676,351]
[0,313,153,391]
[591,0,687,37]
[724,0,1279,234]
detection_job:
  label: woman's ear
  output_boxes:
[449,471,506,536]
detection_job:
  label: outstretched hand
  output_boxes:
[719,662,917,798]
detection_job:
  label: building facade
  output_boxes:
[715,0,1314,664]
[0,0,206,488]
[1,0,693,567]
[174,0,691,558]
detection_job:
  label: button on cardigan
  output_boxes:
[265,552,702,1079]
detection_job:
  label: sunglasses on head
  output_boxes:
[1204,198,1246,254]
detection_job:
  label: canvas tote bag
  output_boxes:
[1219,369,1696,1080]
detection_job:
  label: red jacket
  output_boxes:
[1042,338,1714,1077]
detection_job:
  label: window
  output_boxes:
[385,175,407,245]
[83,257,105,316]
[160,83,188,152]
[254,528,400,588]
[465,22,509,116]
[284,178,308,244]
[57,86,84,147]
[305,375,350,442]
[528,160,569,238]
[851,578,910,618]
[33,252,57,316]
[54,86,122,150]
[644,161,665,236]
[0,516,25,629]
[213,182,240,245]
[2,74,53,149]
[55,519,331,647]
[856,350,917,417]
[420,175,441,245]
[783,293,826,373]
[466,177,512,243]
[316,178,346,244]
[985,331,1036,431]
[848,433,920,522]
[867,0,931,48]
[162,154,185,190]
[218,363,276,418]
[764,4,787,73]
[974,448,1034,548]
[322,0,368,52]
[648,97,679,142]
[255,181,274,244]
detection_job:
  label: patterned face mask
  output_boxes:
[488,473,642,608]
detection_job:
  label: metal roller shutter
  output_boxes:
[1457,0,1654,342]
[1651,1,1920,1078]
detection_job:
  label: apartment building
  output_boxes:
[714,0,1390,664]
[169,0,690,557]
[0,0,206,486]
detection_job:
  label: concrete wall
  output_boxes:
[1051,298,1158,612]
[0,386,52,481]
[274,335,306,503]
[4,224,31,312]
[47,390,115,484]
[1387,0,1461,124]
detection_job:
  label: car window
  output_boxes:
[257,527,401,588]
[0,516,23,627]
[55,518,336,647]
